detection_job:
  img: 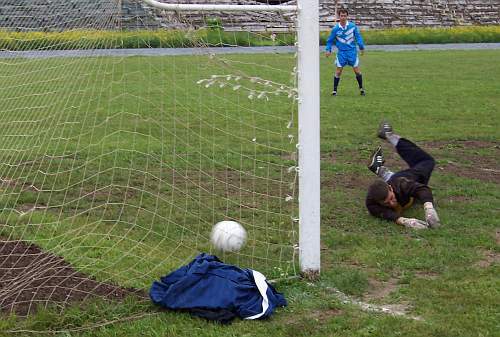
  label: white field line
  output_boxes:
[327,287,424,321]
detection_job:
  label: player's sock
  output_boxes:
[355,73,363,89]
[333,76,340,92]
[378,121,400,146]
[378,166,394,182]
[386,133,401,147]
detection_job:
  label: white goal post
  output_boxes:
[142,0,321,275]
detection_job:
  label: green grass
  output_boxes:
[1,49,500,336]
[0,52,299,284]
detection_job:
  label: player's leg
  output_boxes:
[353,66,365,96]
[367,146,395,182]
[332,66,343,96]
[395,139,435,185]
[378,121,435,185]
[332,52,347,95]
[346,51,365,96]
[394,138,440,228]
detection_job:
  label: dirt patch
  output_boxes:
[79,185,138,202]
[325,140,500,185]
[322,173,373,191]
[0,237,146,317]
[321,151,338,165]
[423,140,500,150]
[444,195,475,203]
[0,177,38,192]
[437,163,500,184]
[284,307,342,326]
[310,308,343,323]
[475,250,500,268]
[15,203,49,216]
[421,140,500,184]
[364,277,400,301]
[414,271,440,280]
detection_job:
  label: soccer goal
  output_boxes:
[0,0,319,323]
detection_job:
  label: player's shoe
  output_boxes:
[377,120,393,140]
[360,88,366,96]
[368,146,385,175]
[331,90,337,96]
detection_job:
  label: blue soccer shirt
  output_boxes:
[325,21,365,53]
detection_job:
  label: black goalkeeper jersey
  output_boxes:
[365,175,434,222]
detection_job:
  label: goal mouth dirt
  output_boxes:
[0,237,146,317]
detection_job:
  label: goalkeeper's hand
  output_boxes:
[360,49,365,56]
[396,217,428,230]
[325,51,332,57]
[424,203,441,228]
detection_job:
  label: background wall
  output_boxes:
[0,0,498,31]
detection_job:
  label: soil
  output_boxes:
[310,308,343,323]
[423,140,500,150]
[414,271,440,280]
[323,140,500,186]
[0,237,146,317]
[322,172,373,191]
[364,277,400,301]
[437,163,500,184]
[424,140,500,184]
[474,250,500,268]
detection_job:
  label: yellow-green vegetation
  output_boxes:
[0,29,295,50]
[0,29,202,50]
[0,26,499,51]
[358,25,500,44]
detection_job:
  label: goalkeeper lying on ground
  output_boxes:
[366,121,441,229]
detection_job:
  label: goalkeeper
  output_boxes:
[325,8,366,96]
[366,121,441,230]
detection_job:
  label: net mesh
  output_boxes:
[0,0,299,321]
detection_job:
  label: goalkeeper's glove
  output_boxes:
[424,202,441,229]
[396,217,428,230]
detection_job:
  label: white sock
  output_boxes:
[386,133,401,147]
[424,202,434,210]
[378,166,394,182]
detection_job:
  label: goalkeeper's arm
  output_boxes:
[396,217,428,229]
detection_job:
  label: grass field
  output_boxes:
[0,49,499,336]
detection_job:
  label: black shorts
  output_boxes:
[391,138,435,185]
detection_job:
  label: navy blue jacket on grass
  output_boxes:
[150,253,287,323]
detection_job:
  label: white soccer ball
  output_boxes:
[211,220,247,252]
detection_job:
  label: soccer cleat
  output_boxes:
[368,146,385,175]
[331,90,337,96]
[377,120,393,140]
[360,88,366,96]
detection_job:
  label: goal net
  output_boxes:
[0,0,319,327]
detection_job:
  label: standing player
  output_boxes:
[325,9,366,96]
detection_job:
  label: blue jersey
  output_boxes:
[325,21,365,53]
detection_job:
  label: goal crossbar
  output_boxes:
[142,0,297,12]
